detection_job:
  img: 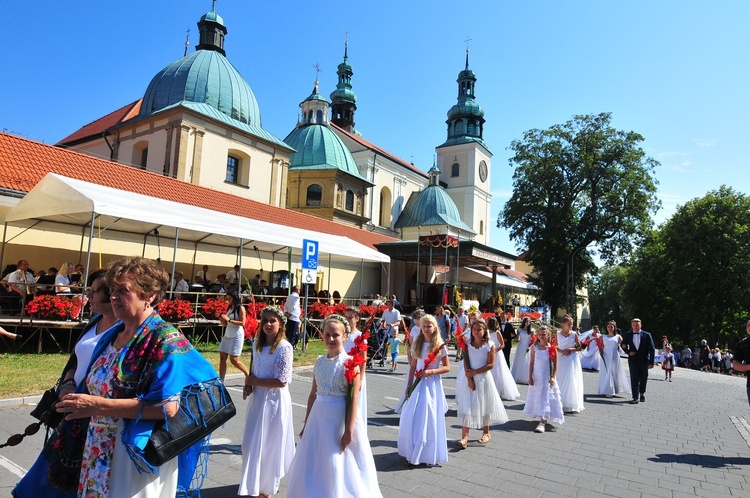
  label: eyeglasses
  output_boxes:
[0,410,52,448]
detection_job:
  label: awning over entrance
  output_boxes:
[374,239,515,268]
[461,267,538,290]
[5,173,390,264]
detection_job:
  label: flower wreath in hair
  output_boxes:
[323,314,351,335]
[262,305,287,324]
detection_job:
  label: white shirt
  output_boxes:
[380,308,401,332]
[633,332,641,350]
[197,270,211,283]
[456,313,469,332]
[284,292,300,322]
[173,279,189,296]
[226,269,238,283]
[7,270,35,294]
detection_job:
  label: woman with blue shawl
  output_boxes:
[14,257,221,498]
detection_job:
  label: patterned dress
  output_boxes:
[78,344,120,498]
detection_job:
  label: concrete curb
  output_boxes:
[0,365,316,409]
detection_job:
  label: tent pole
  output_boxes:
[169,227,180,299]
[327,253,332,297]
[0,222,7,273]
[142,233,148,257]
[238,239,243,291]
[287,246,292,295]
[359,259,364,305]
[416,228,420,307]
[443,227,448,306]
[84,211,96,292]
[78,224,87,266]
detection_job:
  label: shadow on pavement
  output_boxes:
[210,443,241,456]
[649,453,750,468]
[200,485,239,497]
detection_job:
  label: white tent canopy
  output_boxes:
[4,173,390,264]
[461,267,538,290]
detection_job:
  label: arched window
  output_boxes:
[451,162,460,177]
[316,109,324,123]
[306,184,322,206]
[345,190,354,211]
[479,220,484,235]
[379,187,392,227]
[225,150,251,185]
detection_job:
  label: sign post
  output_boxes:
[301,239,318,351]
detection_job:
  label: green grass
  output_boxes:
[0,339,329,399]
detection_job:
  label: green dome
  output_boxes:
[200,10,225,25]
[395,184,474,232]
[448,100,484,118]
[139,50,261,126]
[283,124,367,181]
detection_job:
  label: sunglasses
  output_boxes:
[0,409,53,448]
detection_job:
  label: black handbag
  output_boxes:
[30,387,64,429]
[144,378,236,466]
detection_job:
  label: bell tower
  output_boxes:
[436,49,492,244]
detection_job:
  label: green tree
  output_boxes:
[501,112,660,314]
[627,186,750,348]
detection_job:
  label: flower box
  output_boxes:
[25,295,83,320]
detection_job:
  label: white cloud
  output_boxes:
[693,138,717,149]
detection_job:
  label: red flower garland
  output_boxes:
[344,352,367,428]
[548,343,557,383]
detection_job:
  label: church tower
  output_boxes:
[436,49,492,245]
[330,40,357,133]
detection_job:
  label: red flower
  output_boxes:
[596,335,604,351]
[456,333,468,351]
[548,344,557,360]
[200,298,229,319]
[157,299,194,322]
[24,295,83,319]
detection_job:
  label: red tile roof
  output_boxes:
[0,133,397,249]
[57,100,143,146]
[500,267,530,283]
[331,123,429,179]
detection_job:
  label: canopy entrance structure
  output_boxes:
[1,173,389,298]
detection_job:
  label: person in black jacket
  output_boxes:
[621,318,655,404]
[499,312,517,367]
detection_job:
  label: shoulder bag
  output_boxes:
[144,378,236,466]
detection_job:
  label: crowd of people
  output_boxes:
[7,262,750,497]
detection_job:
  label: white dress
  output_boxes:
[556,331,585,413]
[343,330,368,427]
[397,344,449,465]
[597,335,632,397]
[488,332,521,400]
[239,341,295,496]
[522,345,564,424]
[456,340,509,428]
[393,326,422,414]
[580,337,601,370]
[286,352,382,498]
[510,328,532,384]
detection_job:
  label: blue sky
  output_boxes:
[2,1,748,257]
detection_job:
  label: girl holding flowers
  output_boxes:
[344,306,368,427]
[286,315,382,497]
[397,314,450,466]
[523,326,564,433]
[455,319,509,449]
[487,316,520,401]
[239,307,295,497]
[556,314,585,413]
[511,317,534,384]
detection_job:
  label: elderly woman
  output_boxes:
[14,257,220,498]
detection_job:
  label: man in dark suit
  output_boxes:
[621,318,655,404]
[499,312,517,367]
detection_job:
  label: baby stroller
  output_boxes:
[366,323,389,369]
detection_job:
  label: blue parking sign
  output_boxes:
[302,239,319,270]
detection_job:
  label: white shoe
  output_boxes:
[534,423,545,433]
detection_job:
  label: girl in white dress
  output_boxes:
[597,321,632,398]
[523,326,564,433]
[394,310,424,414]
[456,319,509,448]
[511,317,533,384]
[286,315,382,497]
[487,316,520,400]
[397,314,450,466]
[239,307,295,497]
[344,306,368,427]
[556,315,585,413]
[218,290,250,381]
[580,326,602,370]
